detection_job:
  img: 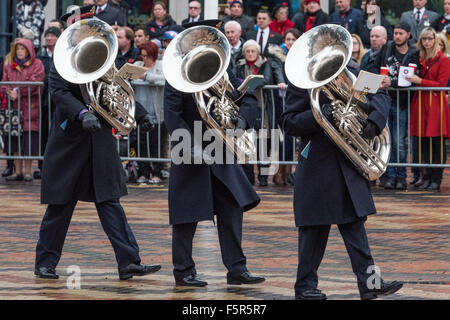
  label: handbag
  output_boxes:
[0,109,23,136]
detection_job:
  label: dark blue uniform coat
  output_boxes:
[281,84,390,227]
[164,70,260,225]
[41,63,148,205]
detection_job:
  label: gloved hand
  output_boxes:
[362,120,379,139]
[321,103,334,123]
[191,145,213,165]
[233,115,247,137]
[139,114,155,132]
[81,111,101,132]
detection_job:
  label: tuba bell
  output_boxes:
[162,25,257,162]
[53,17,136,135]
[285,24,391,181]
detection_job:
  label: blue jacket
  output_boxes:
[330,7,363,34]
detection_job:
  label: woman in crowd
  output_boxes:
[437,32,450,57]
[1,38,44,182]
[133,40,167,184]
[146,1,181,42]
[269,3,294,36]
[269,28,301,186]
[234,39,273,186]
[294,0,330,34]
[352,34,367,65]
[357,0,392,48]
[406,27,450,191]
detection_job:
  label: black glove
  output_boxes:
[80,111,101,132]
[321,103,334,123]
[139,114,154,132]
[233,115,247,137]
[362,120,379,139]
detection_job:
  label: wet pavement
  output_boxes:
[0,166,448,300]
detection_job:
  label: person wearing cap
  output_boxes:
[164,19,265,288]
[371,22,420,190]
[162,30,178,49]
[34,5,161,280]
[355,0,393,49]
[330,0,363,35]
[400,0,439,42]
[182,0,202,25]
[294,0,330,34]
[222,1,255,40]
[33,26,62,180]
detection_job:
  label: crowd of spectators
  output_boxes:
[1,0,450,190]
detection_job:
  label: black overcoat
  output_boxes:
[164,70,260,225]
[281,83,390,227]
[41,63,148,205]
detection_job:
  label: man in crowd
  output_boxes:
[95,0,125,26]
[115,26,138,69]
[373,22,419,190]
[360,26,388,71]
[246,9,282,57]
[400,0,439,41]
[330,0,363,34]
[223,1,255,40]
[225,20,245,70]
[182,0,202,25]
[134,25,150,49]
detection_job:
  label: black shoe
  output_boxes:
[427,182,440,191]
[409,176,420,185]
[33,170,41,179]
[1,165,14,177]
[227,271,265,285]
[360,280,403,300]
[5,173,24,181]
[395,179,407,190]
[417,180,431,190]
[384,177,396,189]
[295,289,327,300]
[258,176,268,187]
[34,267,59,279]
[175,274,208,287]
[118,263,161,280]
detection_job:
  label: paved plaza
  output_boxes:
[0,167,448,300]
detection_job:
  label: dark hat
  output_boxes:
[60,4,96,25]
[394,22,411,33]
[44,26,62,38]
[181,19,224,30]
[272,2,289,16]
[229,1,243,7]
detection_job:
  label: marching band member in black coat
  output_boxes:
[281,60,403,300]
[164,20,265,287]
[34,5,161,281]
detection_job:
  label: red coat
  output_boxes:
[0,38,45,132]
[268,18,294,36]
[410,51,450,137]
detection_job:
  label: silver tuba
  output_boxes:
[53,18,136,135]
[162,25,257,162]
[285,24,390,181]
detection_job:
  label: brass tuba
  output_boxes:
[162,25,257,162]
[53,18,136,135]
[285,24,390,181]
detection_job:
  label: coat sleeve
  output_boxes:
[421,56,450,87]
[163,81,193,136]
[48,63,86,121]
[365,90,391,133]
[281,84,322,137]
[134,100,148,123]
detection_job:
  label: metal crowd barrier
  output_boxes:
[0,80,449,169]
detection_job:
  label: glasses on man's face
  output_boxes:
[189,6,200,10]
[422,37,435,42]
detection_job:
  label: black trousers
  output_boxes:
[35,198,141,270]
[295,219,375,295]
[172,175,247,280]
[422,137,447,183]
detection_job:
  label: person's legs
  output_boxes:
[95,199,141,270]
[35,199,78,269]
[172,222,198,280]
[295,225,330,294]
